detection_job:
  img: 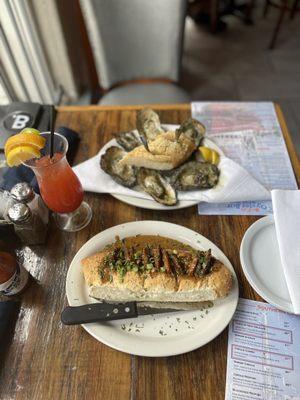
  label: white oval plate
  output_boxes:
[240,215,294,313]
[66,221,239,357]
[101,124,224,210]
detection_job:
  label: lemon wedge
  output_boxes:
[20,127,41,135]
[5,133,46,156]
[6,145,41,167]
[211,150,220,165]
[198,146,220,165]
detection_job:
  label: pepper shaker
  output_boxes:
[7,203,47,245]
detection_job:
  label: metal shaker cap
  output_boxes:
[8,203,32,224]
[10,182,34,203]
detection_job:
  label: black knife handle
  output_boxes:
[61,302,138,325]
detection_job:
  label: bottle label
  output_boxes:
[0,263,29,295]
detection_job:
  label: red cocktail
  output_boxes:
[34,153,83,213]
[24,132,92,231]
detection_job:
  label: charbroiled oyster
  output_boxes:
[136,109,164,149]
[137,168,177,206]
[100,146,137,187]
[175,118,205,147]
[170,161,219,191]
[114,131,142,151]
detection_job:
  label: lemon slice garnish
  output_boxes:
[20,128,41,135]
[6,145,42,167]
[4,132,46,156]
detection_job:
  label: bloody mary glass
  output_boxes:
[23,132,92,232]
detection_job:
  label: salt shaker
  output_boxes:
[10,182,49,225]
[7,203,47,245]
[0,190,15,220]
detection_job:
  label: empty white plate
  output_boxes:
[240,215,294,313]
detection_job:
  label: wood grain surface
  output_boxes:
[0,104,299,400]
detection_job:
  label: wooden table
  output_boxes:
[1,104,299,400]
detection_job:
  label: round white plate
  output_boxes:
[240,215,294,313]
[66,221,239,357]
[101,124,224,211]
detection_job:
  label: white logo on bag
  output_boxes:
[12,114,30,129]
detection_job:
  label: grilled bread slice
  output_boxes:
[119,131,197,170]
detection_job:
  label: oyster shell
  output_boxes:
[136,109,164,149]
[100,146,137,187]
[114,131,142,151]
[137,168,177,206]
[170,161,219,191]
[175,118,205,147]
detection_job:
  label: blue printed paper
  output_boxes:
[226,298,300,400]
[192,102,297,216]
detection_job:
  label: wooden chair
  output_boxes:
[264,0,300,49]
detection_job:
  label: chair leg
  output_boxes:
[210,0,219,33]
[269,5,287,49]
[244,0,256,24]
[290,0,299,18]
[263,0,270,17]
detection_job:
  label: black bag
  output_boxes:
[0,102,53,183]
[0,102,52,149]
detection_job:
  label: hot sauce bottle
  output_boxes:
[0,251,29,295]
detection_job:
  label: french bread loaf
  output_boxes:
[82,236,232,302]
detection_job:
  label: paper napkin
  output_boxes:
[272,190,300,314]
[73,141,270,203]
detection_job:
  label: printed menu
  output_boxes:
[191,102,298,215]
[225,298,300,400]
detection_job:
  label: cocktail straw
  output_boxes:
[50,105,55,159]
